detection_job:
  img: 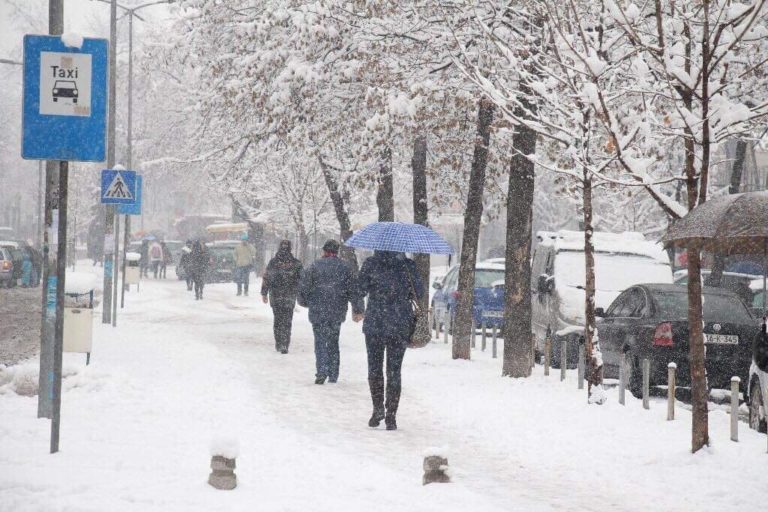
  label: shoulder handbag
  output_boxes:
[405,264,431,348]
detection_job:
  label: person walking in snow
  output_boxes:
[179,240,194,291]
[149,240,163,278]
[261,240,303,353]
[160,241,172,279]
[139,239,150,277]
[298,240,363,384]
[188,240,210,300]
[356,250,423,431]
[234,234,256,296]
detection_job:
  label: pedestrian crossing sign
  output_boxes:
[101,168,137,205]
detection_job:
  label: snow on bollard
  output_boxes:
[422,448,450,485]
[731,376,740,442]
[667,363,676,421]
[208,437,239,490]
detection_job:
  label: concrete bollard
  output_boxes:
[618,352,626,406]
[560,339,567,382]
[530,334,536,370]
[491,325,498,358]
[208,456,237,490]
[667,363,676,421]
[577,342,585,390]
[642,359,650,410]
[481,322,487,351]
[471,318,477,348]
[443,311,449,344]
[544,337,551,376]
[731,376,740,442]
[423,455,450,485]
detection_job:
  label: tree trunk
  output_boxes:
[502,98,537,377]
[582,173,601,390]
[412,136,431,341]
[319,155,357,271]
[688,245,709,452]
[453,98,495,360]
[377,146,395,222]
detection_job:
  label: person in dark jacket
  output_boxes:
[356,250,423,431]
[139,240,150,277]
[298,240,363,384]
[188,240,210,300]
[261,240,303,353]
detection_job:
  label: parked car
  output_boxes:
[747,321,768,433]
[531,230,673,367]
[0,241,24,286]
[163,240,185,266]
[205,242,237,283]
[0,246,14,287]
[432,262,505,332]
[597,284,756,397]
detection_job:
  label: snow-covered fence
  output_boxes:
[667,363,676,421]
[731,377,740,442]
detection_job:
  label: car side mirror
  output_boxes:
[432,282,443,290]
[595,307,605,318]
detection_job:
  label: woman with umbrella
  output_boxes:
[349,222,452,431]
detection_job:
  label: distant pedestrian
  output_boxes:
[20,252,33,288]
[160,241,172,279]
[261,240,302,353]
[234,234,256,296]
[188,240,210,300]
[356,250,423,431]
[140,240,150,277]
[179,240,194,291]
[149,241,163,278]
[298,240,363,384]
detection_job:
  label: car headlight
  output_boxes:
[53,89,58,93]
[73,90,78,95]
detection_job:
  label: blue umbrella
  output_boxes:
[344,222,454,255]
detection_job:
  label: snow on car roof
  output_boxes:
[0,240,20,248]
[476,262,505,271]
[536,230,667,262]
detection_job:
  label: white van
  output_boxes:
[531,230,673,367]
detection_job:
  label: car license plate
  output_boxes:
[484,311,503,318]
[704,334,738,345]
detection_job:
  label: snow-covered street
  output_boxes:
[1,271,766,512]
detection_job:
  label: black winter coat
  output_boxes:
[261,251,303,307]
[187,246,210,279]
[298,256,363,325]
[356,251,423,342]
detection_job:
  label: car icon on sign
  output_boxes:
[52,80,78,103]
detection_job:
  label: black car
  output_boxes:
[597,283,757,396]
[205,243,236,283]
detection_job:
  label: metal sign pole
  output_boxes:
[50,161,69,454]
[102,0,117,324]
[120,13,134,310]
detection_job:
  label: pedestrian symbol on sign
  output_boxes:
[104,172,133,200]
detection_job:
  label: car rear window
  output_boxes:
[475,269,504,288]
[652,291,754,323]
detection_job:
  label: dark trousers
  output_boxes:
[312,321,342,380]
[193,276,205,298]
[272,305,294,352]
[365,337,407,416]
[236,266,250,295]
[185,276,193,291]
[152,261,161,278]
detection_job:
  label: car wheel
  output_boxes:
[749,381,767,433]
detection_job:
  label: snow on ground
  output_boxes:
[0,266,766,511]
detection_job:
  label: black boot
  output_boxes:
[385,413,397,431]
[368,408,385,428]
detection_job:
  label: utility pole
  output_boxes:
[37,0,64,422]
[102,0,117,324]
[121,13,134,309]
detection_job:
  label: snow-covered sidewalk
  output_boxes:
[1,273,765,512]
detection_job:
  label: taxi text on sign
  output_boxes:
[21,35,108,162]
